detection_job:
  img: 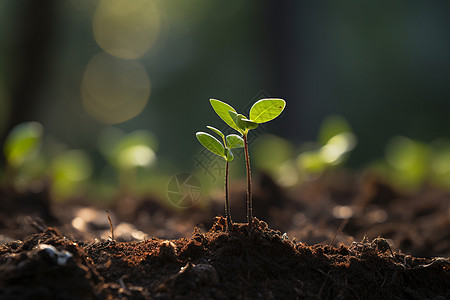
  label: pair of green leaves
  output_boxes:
[209,98,286,135]
[196,126,244,162]
[197,98,286,161]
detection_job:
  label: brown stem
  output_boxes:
[243,134,252,227]
[225,160,232,230]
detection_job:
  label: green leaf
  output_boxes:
[228,111,258,132]
[249,98,286,124]
[206,126,224,139]
[240,117,259,130]
[196,132,225,159]
[226,134,244,149]
[209,99,241,132]
[228,111,245,132]
[225,148,234,162]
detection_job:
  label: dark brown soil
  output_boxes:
[0,170,449,299]
[0,217,449,300]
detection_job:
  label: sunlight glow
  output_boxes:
[81,52,151,124]
[93,0,160,59]
[118,145,156,168]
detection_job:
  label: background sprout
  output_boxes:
[196,126,244,229]
[2,122,46,189]
[210,98,286,227]
[4,122,43,168]
[50,150,92,201]
[98,128,157,195]
[297,115,357,180]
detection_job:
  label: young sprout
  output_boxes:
[196,126,244,230]
[209,98,286,227]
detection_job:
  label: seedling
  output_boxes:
[196,126,244,230]
[209,98,286,227]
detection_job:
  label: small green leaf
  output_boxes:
[210,99,241,132]
[228,111,245,131]
[196,132,225,159]
[249,98,286,124]
[225,148,234,162]
[226,134,244,149]
[228,111,258,132]
[240,118,258,130]
[206,126,225,139]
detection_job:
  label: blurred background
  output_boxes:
[1,1,450,255]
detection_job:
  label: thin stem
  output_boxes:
[243,134,252,227]
[225,160,232,230]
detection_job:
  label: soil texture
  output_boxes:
[0,217,449,300]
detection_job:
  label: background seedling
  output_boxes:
[210,98,285,227]
[196,126,244,229]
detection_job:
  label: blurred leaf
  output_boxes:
[297,150,326,175]
[320,132,357,164]
[4,122,43,167]
[196,132,225,159]
[253,135,293,173]
[51,149,92,200]
[318,115,352,146]
[209,99,240,132]
[99,128,158,169]
[249,98,286,123]
[430,141,450,188]
[430,139,450,178]
[226,134,244,149]
[277,160,299,187]
[52,150,92,182]
[385,136,430,188]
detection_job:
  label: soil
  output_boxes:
[0,170,449,299]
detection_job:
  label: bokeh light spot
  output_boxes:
[320,132,356,164]
[118,145,156,168]
[93,0,160,59]
[81,52,151,124]
[332,205,353,219]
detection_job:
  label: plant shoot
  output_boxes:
[196,126,244,230]
[210,98,285,227]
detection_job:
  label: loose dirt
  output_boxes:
[1,217,449,300]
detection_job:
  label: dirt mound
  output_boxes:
[0,217,448,299]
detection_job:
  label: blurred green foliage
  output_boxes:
[1,1,450,204]
[3,114,450,204]
[2,122,162,203]
[253,115,356,187]
[370,136,450,192]
[4,122,43,168]
[50,150,92,200]
[98,128,157,170]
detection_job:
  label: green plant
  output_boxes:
[209,98,285,226]
[297,115,356,180]
[196,126,244,229]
